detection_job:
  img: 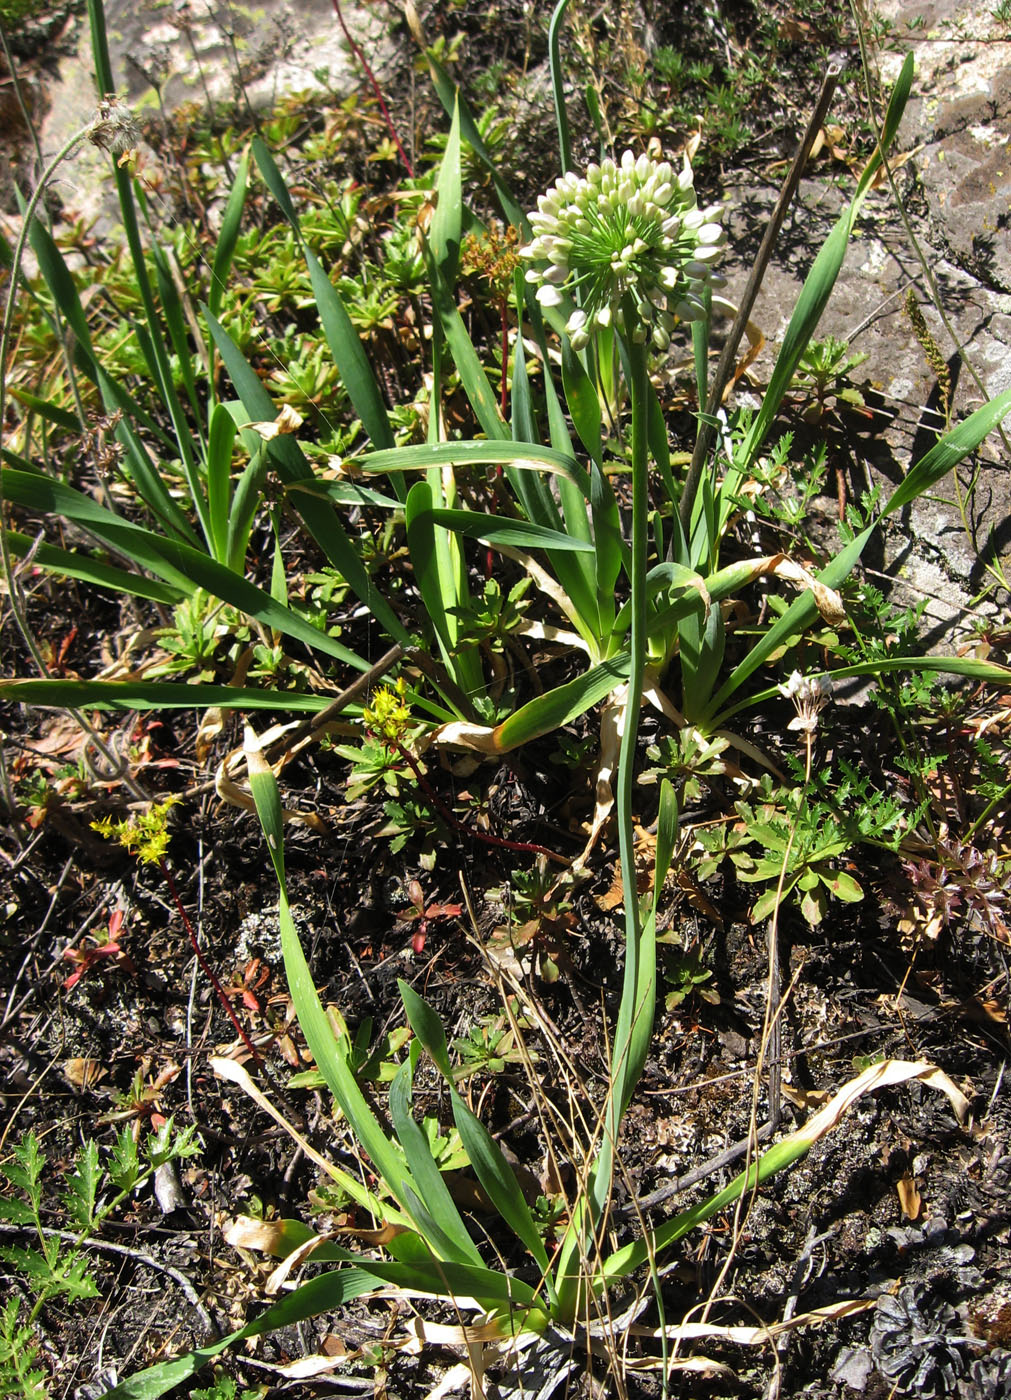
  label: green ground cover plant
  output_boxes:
[2,0,1011,1394]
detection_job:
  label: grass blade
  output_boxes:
[388,1054,485,1268]
[246,733,423,1215]
[209,144,250,320]
[399,982,553,1284]
[5,532,183,604]
[0,680,337,711]
[549,0,574,173]
[204,309,411,643]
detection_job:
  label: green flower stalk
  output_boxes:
[520,149,725,1306]
[520,149,725,351]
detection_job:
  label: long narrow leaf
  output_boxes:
[250,138,396,452]
[0,680,337,711]
[351,439,591,496]
[100,1269,388,1400]
[549,0,574,173]
[246,735,424,1219]
[204,309,410,643]
[492,656,629,751]
[5,532,183,604]
[427,507,595,552]
[209,144,250,320]
[734,54,915,484]
[399,982,553,1285]
[424,56,529,234]
[388,1054,485,1268]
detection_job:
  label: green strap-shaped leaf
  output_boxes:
[209,143,250,320]
[549,0,574,173]
[246,742,425,1220]
[351,439,591,496]
[399,982,554,1290]
[100,1269,391,1400]
[251,137,396,452]
[5,532,183,604]
[388,1054,485,1268]
[0,679,333,712]
[426,507,595,552]
[3,467,371,673]
[204,309,410,644]
[424,57,529,235]
[492,656,629,752]
[732,53,915,490]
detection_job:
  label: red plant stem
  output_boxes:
[330,0,414,177]
[159,861,264,1065]
[390,740,571,867]
[500,295,509,418]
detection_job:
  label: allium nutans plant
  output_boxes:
[1,4,1010,1393]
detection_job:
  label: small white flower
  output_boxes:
[520,149,725,350]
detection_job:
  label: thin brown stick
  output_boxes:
[330,0,414,177]
[160,861,263,1066]
[676,61,843,542]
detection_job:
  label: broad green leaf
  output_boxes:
[826,870,863,902]
[7,388,80,431]
[251,136,396,453]
[4,469,368,672]
[426,249,508,440]
[304,244,397,452]
[206,401,239,563]
[492,656,629,751]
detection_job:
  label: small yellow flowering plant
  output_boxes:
[91,797,180,865]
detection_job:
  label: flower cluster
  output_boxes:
[778,670,831,736]
[520,149,725,351]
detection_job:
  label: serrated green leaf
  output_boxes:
[108,1126,140,1194]
[63,1140,100,1232]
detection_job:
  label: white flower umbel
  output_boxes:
[520,149,725,351]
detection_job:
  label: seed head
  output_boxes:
[520,149,725,351]
[88,96,142,157]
